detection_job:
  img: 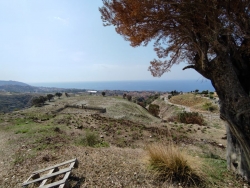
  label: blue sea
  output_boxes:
[29,80,214,92]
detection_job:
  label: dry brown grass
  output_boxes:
[146,143,205,187]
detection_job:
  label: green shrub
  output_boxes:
[148,104,160,117]
[177,111,205,125]
[32,96,47,106]
[201,90,209,94]
[144,94,160,106]
[84,130,99,146]
[95,141,109,147]
[77,130,109,147]
[127,95,132,101]
[47,94,54,101]
[203,102,218,112]
[137,101,146,108]
[55,92,62,98]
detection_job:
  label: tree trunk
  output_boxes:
[207,57,250,181]
[226,123,250,180]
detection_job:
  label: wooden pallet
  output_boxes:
[22,158,78,188]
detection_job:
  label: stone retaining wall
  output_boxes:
[51,104,106,114]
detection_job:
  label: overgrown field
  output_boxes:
[0,94,247,187]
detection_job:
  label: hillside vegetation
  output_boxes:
[169,93,219,113]
[0,94,34,112]
[0,93,246,187]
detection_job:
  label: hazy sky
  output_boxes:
[0,0,204,83]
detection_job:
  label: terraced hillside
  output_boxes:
[0,94,247,187]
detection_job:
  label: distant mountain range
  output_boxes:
[0,80,87,113]
[0,80,86,93]
[0,80,30,86]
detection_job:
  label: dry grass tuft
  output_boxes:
[146,143,205,187]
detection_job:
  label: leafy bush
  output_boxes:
[127,95,132,101]
[201,90,209,94]
[170,90,179,96]
[83,130,99,147]
[77,130,109,147]
[203,102,218,112]
[177,111,205,125]
[148,104,160,117]
[47,94,54,102]
[102,91,106,96]
[65,92,70,97]
[136,97,145,102]
[138,101,146,108]
[32,96,47,106]
[147,143,204,186]
[145,94,160,106]
[55,92,62,98]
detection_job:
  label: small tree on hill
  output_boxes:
[32,96,47,106]
[40,96,47,105]
[138,101,146,108]
[65,92,70,97]
[47,94,54,102]
[127,95,132,101]
[171,90,179,96]
[137,97,145,102]
[32,98,40,106]
[148,104,160,117]
[201,90,209,95]
[102,91,106,97]
[55,92,62,99]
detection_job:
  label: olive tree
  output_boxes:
[100,0,250,180]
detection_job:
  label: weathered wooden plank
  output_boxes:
[39,167,59,187]
[33,158,77,174]
[22,159,78,187]
[22,167,72,186]
[55,161,76,188]
[40,178,69,188]
[73,159,79,168]
[58,180,70,188]
[58,183,65,188]
[24,173,40,183]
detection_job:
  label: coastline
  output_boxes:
[28,80,214,92]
